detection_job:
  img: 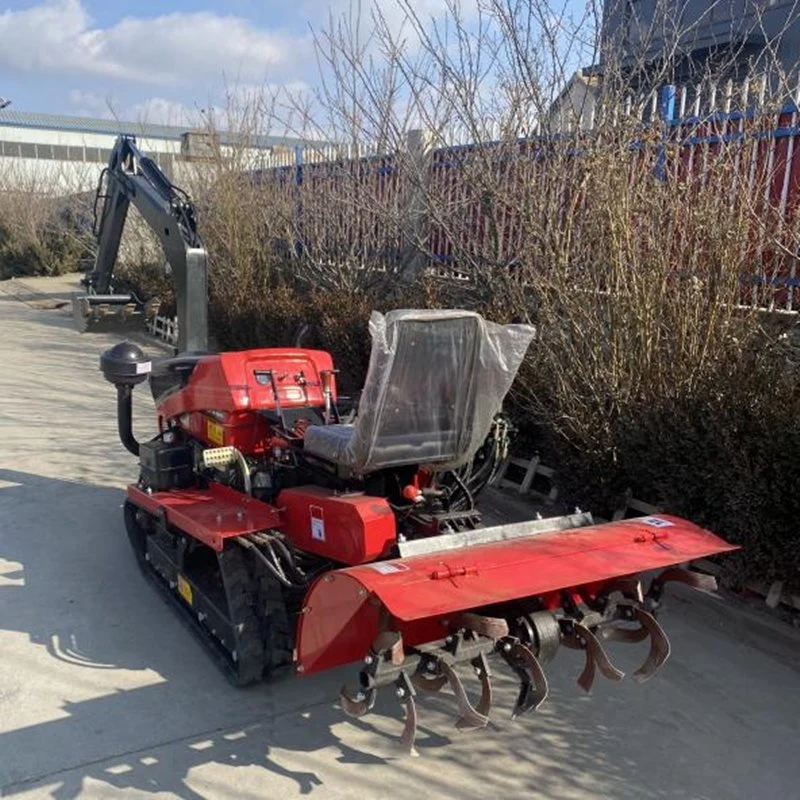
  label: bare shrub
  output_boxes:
[114,0,800,583]
[0,160,93,278]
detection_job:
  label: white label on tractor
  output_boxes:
[310,505,325,541]
[136,361,152,375]
[641,516,673,528]
[366,562,409,575]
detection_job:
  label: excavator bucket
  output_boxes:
[71,292,154,335]
[296,513,736,753]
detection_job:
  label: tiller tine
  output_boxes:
[597,600,671,682]
[446,613,506,729]
[628,606,671,683]
[339,684,377,718]
[439,659,490,730]
[499,639,549,718]
[647,567,718,607]
[395,672,419,756]
[470,651,493,719]
[561,620,625,693]
[340,627,401,723]
[598,597,650,643]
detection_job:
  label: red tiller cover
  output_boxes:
[295,515,737,675]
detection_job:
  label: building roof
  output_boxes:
[551,69,601,107]
[0,108,309,149]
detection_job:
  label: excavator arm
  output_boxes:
[74,134,208,353]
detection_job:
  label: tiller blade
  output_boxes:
[596,600,671,681]
[499,639,549,718]
[440,659,489,730]
[301,514,736,754]
[561,619,626,693]
[396,672,419,756]
[646,567,718,609]
[628,606,670,683]
[339,685,376,717]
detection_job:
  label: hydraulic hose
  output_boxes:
[236,536,297,588]
[450,468,475,511]
[233,448,252,496]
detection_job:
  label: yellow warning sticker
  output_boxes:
[207,420,224,445]
[177,574,193,605]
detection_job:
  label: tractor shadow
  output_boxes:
[0,468,386,797]
[0,471,452,788]
[2,469,798,799]
[0,469,628,799]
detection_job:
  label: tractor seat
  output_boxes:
[304,423,355,465]
[304,424,462,469]
[302,309,535,474]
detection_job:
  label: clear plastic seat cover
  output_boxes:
[303,309,535,473]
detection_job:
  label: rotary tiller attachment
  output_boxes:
[316,513,737,756]
[340,612,554,753]
[338,565,721,753]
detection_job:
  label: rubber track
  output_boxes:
[219,546,267,686]
[256,563,295,676]
[124,500,282,687]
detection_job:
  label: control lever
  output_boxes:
[257,370,285,429]
[320,369,340,424]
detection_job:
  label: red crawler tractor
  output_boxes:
[92,135,736,753]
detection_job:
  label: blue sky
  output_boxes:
[0,0,392,124]
[0,1,592,129]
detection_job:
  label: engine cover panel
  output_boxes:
[278,486,397,565]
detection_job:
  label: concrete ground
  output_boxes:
[1,275,799,800]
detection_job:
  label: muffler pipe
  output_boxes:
[99,341,152,458]
[116,384,140,456]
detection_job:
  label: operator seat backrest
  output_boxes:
[303,309,536,474]
[348,311,482,471]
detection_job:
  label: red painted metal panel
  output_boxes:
[181,409,274,453]
[295,514,737,674]
[158,348,336,422]
[278,486,397,566]
[127,482,282,551]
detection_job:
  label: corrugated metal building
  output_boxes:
[0,109,304,194]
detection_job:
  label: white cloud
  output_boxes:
[124,97,201,127]
[109,80,315,130]
[0,0,310,86]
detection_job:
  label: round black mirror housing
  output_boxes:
[100,342,151,386]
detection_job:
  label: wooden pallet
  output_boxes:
[492,454,558,502]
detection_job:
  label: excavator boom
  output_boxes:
[73,134,208,353]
